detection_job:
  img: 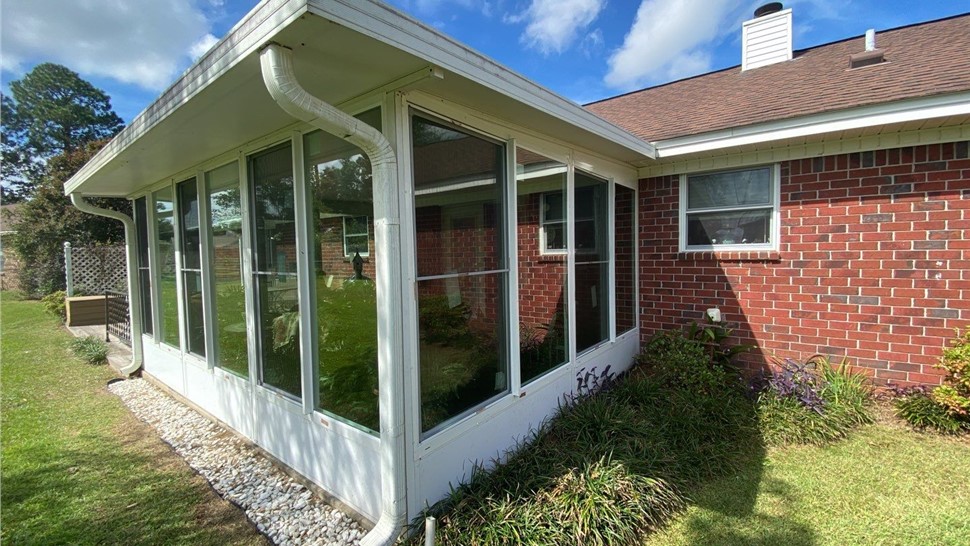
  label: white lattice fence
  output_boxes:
[65,243,128,296]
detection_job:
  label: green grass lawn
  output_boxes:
[0,292,266,546]
[646,411,970,546]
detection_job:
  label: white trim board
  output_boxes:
[641,121,970,178]
[651,91,970,161]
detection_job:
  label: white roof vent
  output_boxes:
[742,3,793,71]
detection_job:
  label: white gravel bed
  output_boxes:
[109,378,364,546]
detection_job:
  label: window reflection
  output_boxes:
[574,171,609,353]
[615,185,636,334]
[178,178,205,357]
[413,114,508,433]
[250,143,301,398]
[206,162,248,377]
[154,187,179,348]
[305,107,381,432]
[516,147,568,383]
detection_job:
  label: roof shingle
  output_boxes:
[585,14,970,142]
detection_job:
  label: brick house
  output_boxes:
[587,11,970,387]
[65,1,968,542]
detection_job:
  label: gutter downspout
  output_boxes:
[259,43,407,546]
[69,194,144,376]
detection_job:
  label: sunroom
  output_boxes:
[66,0,654,542]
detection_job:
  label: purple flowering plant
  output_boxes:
[765,357,828,414]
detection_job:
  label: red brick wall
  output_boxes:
[317,217,376,280]
[639,141,970,386]
[517,193,566,336]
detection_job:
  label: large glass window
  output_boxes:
[413,114,508,434]
[249,143,301,398]
[134,197,153,337]
[574,171,609,353]
[304,107,381,431]
[516,147,568,383]
[206,162,249,377]
[153,186,179,348]
[682,166,776,250]
[615,185,636,335]
[178,178,205,357]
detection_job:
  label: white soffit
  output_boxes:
[66,0,654,197]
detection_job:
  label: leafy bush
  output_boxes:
[892,329,970,434]
[41,290,67,321]
[684,317,757,368]
[894,389,967,434]
[932,328,970,418]
[409,331,761,545]
[70,335,108,364]
[757,356,872,446]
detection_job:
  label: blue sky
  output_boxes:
[2,0,966,123]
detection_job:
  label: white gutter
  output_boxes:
[69,194,144,376]
[259,43,407,545]
[654,91,970,158]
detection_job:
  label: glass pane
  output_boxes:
[413,114,508,433]
[615,185,636,334]
[255,273,301,397]
[182,271,205,356]
[687,167,771,210]
[516,147,568,383]
[207,162,248,377]
[575,172,608,353]
[250,144,301,398]
[413,115,504,277]
[687,208,772,247]
[418,275,507,432]
[134,197,153,336]
[154,187,179,348]
[178,178,202,270]
[305,107,381,431]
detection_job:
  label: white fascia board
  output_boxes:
[64,0,309,195]
[306,0,656,160]
[653,91,970,158]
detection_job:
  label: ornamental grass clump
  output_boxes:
[893,328,970,434]
[408,329,761,546]
[757,355,872,446]
[70,335,109,365]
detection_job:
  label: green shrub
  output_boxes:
[70,335,108,364]
[932,328,970,419]
[41,290,67,321]
[892,329,970,434]
[894,390,968,434]
[757,356,872,446]
[408,331,762,545]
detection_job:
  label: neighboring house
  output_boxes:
[0,204,23,292]
[64,1,969,542]
[587,9,970,387]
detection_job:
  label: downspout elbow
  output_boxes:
[259,43,407,546]
[69,193,144,376]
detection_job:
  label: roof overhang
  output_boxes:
[66,0,654,197]
[637,90,970,177]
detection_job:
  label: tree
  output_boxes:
[1,63,123,202]
[8,140,130,296]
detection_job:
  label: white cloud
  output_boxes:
[189,33,220,60]
[605,0,738,90]
[1,0,216,90]
[511,0,605,55]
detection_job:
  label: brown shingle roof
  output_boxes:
[585,14,970,142]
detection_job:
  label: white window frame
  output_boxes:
[679,164,781,252]
[538,191,566,255]
[342,215,370,257]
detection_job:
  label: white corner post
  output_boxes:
[259,43,407,546]
[69,194,144,375]
[64,241,74,296]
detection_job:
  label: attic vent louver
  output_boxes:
[742,3,793,71]
[849,29,886,69]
